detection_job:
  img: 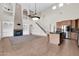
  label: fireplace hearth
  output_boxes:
[14,29,23,36]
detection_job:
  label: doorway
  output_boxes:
[62,25,71,39]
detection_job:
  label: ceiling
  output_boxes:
[21,3,53,13]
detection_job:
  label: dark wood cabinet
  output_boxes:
[60,33,64,45]
[75,19,78,29]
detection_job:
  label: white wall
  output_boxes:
[0,18,1,40]
[0,4,3,39]
[0,4,14,37]
[23,17,47,36]
[38,3,79,32]
[23,18,31,35]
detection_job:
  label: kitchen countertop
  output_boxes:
[50,32,62,34]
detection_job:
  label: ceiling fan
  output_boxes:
[23,3,40,21]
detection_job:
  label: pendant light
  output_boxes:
[32,3,40,21]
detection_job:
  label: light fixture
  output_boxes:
[52,6,56,10]
[32,16,40,21]
[32,3,40,21]
[59,3,64,8]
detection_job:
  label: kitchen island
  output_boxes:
[49,32,64,45]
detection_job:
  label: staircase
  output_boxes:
[35,22,47,34]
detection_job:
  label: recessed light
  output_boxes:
[59,3,64,8]
[52,6,56,10]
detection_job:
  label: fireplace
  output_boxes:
[14,29,23,36]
